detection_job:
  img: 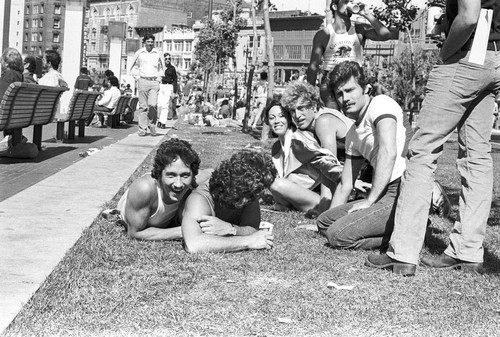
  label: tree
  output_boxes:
[390,46,439,110]
[194,1,247,98]
[260,0,274,141]
[372,0,419,90]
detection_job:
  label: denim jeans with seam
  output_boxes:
[388,50,500,265]
[317,178,400,250]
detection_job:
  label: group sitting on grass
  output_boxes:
[110,60,459,277]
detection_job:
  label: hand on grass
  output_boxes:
[248,230,274,250]
[198,215,234,236]
[347,200,373,214]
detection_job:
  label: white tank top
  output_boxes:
[323,23,363,72]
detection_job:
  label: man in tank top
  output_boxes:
[113,138,211,241]
[307,0,398,109]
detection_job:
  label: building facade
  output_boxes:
[22,0,66,57]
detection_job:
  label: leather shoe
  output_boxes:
[420,253,483,272]
[365,253,416,276]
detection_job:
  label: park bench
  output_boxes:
[106,95,131,128]
[56,90,101,141]
[122,96,138,124]
[0,82,68,150]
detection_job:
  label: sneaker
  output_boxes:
[138,131,147,137]
[150,124,157,136]
[431,181,451,218]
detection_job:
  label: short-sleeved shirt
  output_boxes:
[74,74,94,90]
[345,95,413,183]
[191,181,261,229]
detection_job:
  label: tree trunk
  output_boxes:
[405,26,415,92]
[243,1,259,133]
[261,0,274,141]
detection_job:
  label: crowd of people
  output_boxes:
[1,0,498,277]
[111,0,500,278]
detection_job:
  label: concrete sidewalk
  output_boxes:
[0,122,175,332]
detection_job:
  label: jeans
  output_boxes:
[388,50,500,265]
[137,78,159,133]
[317,178,400,250]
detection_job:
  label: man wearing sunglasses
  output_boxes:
[157,53,178,128]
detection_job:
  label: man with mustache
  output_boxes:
[316,60,414,253]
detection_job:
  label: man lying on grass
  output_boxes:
[182,150,277,253]
[115,138,211,240]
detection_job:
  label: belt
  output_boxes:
[141,76,157,81]
[461,40,500,51]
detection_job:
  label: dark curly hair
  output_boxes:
[209,150,277,209]
[329,61,368,96]
[151,138,200,180]
[263,100,295,133]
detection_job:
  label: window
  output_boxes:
[273,45,284,60]
[55,5,61,15]
[25,20,29,28]
[41,4,44,14]
[104,40,108,51]
[26,6,30,15]
[285,45,301,59]
[33,5,39,14]
[40,18,43,27]
[187,12,193,19]
[128,26,133,38]
[38,33,43,42]
[24,33,28,42]
[175,42,183,51]
[32,19,38,27]
[91,42,96,52]
[54,19,60,29]
[303,45,312,59]
[53,33,60,43]
[92,28,97,39]
[185,43,192,52]
[165,42,172,51]
[127,5,135,15]
[185,60,191,69]
[32,34,37,42]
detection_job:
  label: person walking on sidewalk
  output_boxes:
[366,0,500,275]
[130,34,164,136]
[157,53,178,129]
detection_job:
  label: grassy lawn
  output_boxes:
[4,122,500,337]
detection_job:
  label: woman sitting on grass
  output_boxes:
[182,150,277,253]
[265,100,342,213]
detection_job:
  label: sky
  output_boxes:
[275,0,428,14]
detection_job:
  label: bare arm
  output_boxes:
[330,156,364,208]
[123,178,182,241]
[182,194,273,254]
[440,0,481,62]
[315,114,340,157]
[348,118,397,214]
[306,29,328,86]
[358,4,399,42]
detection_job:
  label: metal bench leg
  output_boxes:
[78,119,85,138]
[11,128,23,146]
[68,121,76,140]
[56,122,65,141]
[33,125,43,150]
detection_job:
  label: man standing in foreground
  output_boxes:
[366,0,499,275]
[130,34,164,136]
